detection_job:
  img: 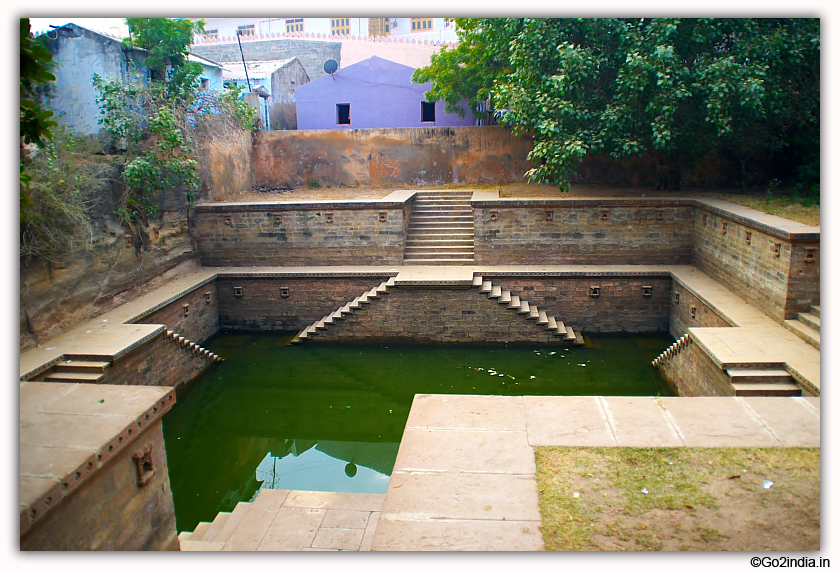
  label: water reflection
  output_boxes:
[255,439,395,494]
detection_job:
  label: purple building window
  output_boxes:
[421,101,435,123]
[337,103,351,125]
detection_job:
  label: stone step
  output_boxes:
[178,531,193,542]
[517,300,531,315]
[480,280,493,293]
[508,295,521,310]
[404,245,474,252]
[554,321,566,335]
[180,540,225,551]
[811,305,820,317]
[405,229,475,238]
[498,290,511,304]
[43,371,104,384]
[404,251,475,259]
[385,277,396,287]
[564,326,577,342]
[546,316,558,331]
[573,333,585,346]
[53,360,111,374]
[202,511,232,543]
[189,521,213,542]
[410,214,473,222]
[405,239,475,247]
[314,318,327,330]
[408,222,474,230]
[358,294,371,304]
[732,382,802,397]
[413,201,472,209]
[213,502,252,545]
[402,258,474,265]
[726,369,793,383]
[488,285,502,299]
[472,275,484,287]
[797,311,820,331]
[527,306,540,320]
[412,205,472,212]
[536,311,549,325]
[414,191,473,197]
[782,319,820,350]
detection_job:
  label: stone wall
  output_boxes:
[669,281,733,339]
[473,200,695,265]
[217,276,385,331]
[251,126,533,188]
[489,276,671,333]
[136,282,219,344]
[193,201,411,266]
[105,332,214,391]
[657,338,733,397]
[197,118,254,202]
[692,202,820,321]
[309,287,560,344]
[21,417,178,551]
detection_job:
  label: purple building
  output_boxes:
[295,55,475,130]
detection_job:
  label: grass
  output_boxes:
[720,191,820,227]
[535,447,820,551]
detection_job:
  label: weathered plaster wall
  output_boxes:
[198,119,254,202]
[20,417,178,551]
[269,60,310,130]
[217,276,384,332]
[191,38,341,81]
[193,201,410,266]
[473,201,694,265]
[251,126,533,188]
[692,202,820,321]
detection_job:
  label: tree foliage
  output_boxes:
[415,18,819,190]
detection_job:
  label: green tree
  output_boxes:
[415,18,819,191]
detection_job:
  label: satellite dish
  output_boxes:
[324,59,338,75]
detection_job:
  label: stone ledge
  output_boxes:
[693,198,820,240]
[19,383,175,534]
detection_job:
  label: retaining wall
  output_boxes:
[473,200,695,265]
[669,281,733,339]
[136,282,220,344]
[251,126,533,188]
[657,338,734,397]
[692,200,820,321]
[217,276,385,332]
[193,199,412,266]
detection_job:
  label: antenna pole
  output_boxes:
[236,31,252,92]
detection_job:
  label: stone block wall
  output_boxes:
[692,203,820,321]
[309,287,560,344]
[473,201,694,265]
[135,281,219,344]
[669,281,733,339]
[105,333,214,391]
[21,417,178,551]
[217,276,385,332]
[489,277,672,333]
[193,203,409,266]
[657,338,733,397]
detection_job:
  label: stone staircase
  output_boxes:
[474,276,585,344]
[725,368,802,397]
[163,329,224,363]
[404,191,474,265]
[783,305,820,350]
[652,333,693,368]
[40,360,112,384]
[178,489,383,551]
[292,278,396,343]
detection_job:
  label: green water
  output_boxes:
[163,332,674,532]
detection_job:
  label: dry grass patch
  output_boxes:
[720,194,820,227]
[535,447,819,551]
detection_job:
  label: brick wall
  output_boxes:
[136,282,219,344]
[657,339,733,397]
[309,287,560,344]
[473,201,694,265]
[105,333,214,391]
[692,204,820,321]
[669,281,733,339]
[490,277,672,333]
[217,276,385,331]
[193,203,409,266]
[21,418,178,551]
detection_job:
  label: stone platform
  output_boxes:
[371,394,820,551]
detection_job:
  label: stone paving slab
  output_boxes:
[599,396,685,447]
[406,394,527,431]
[524,396,617,446]
[372,518,544,551]
[738,397,821,447]
[395,428,534,474]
